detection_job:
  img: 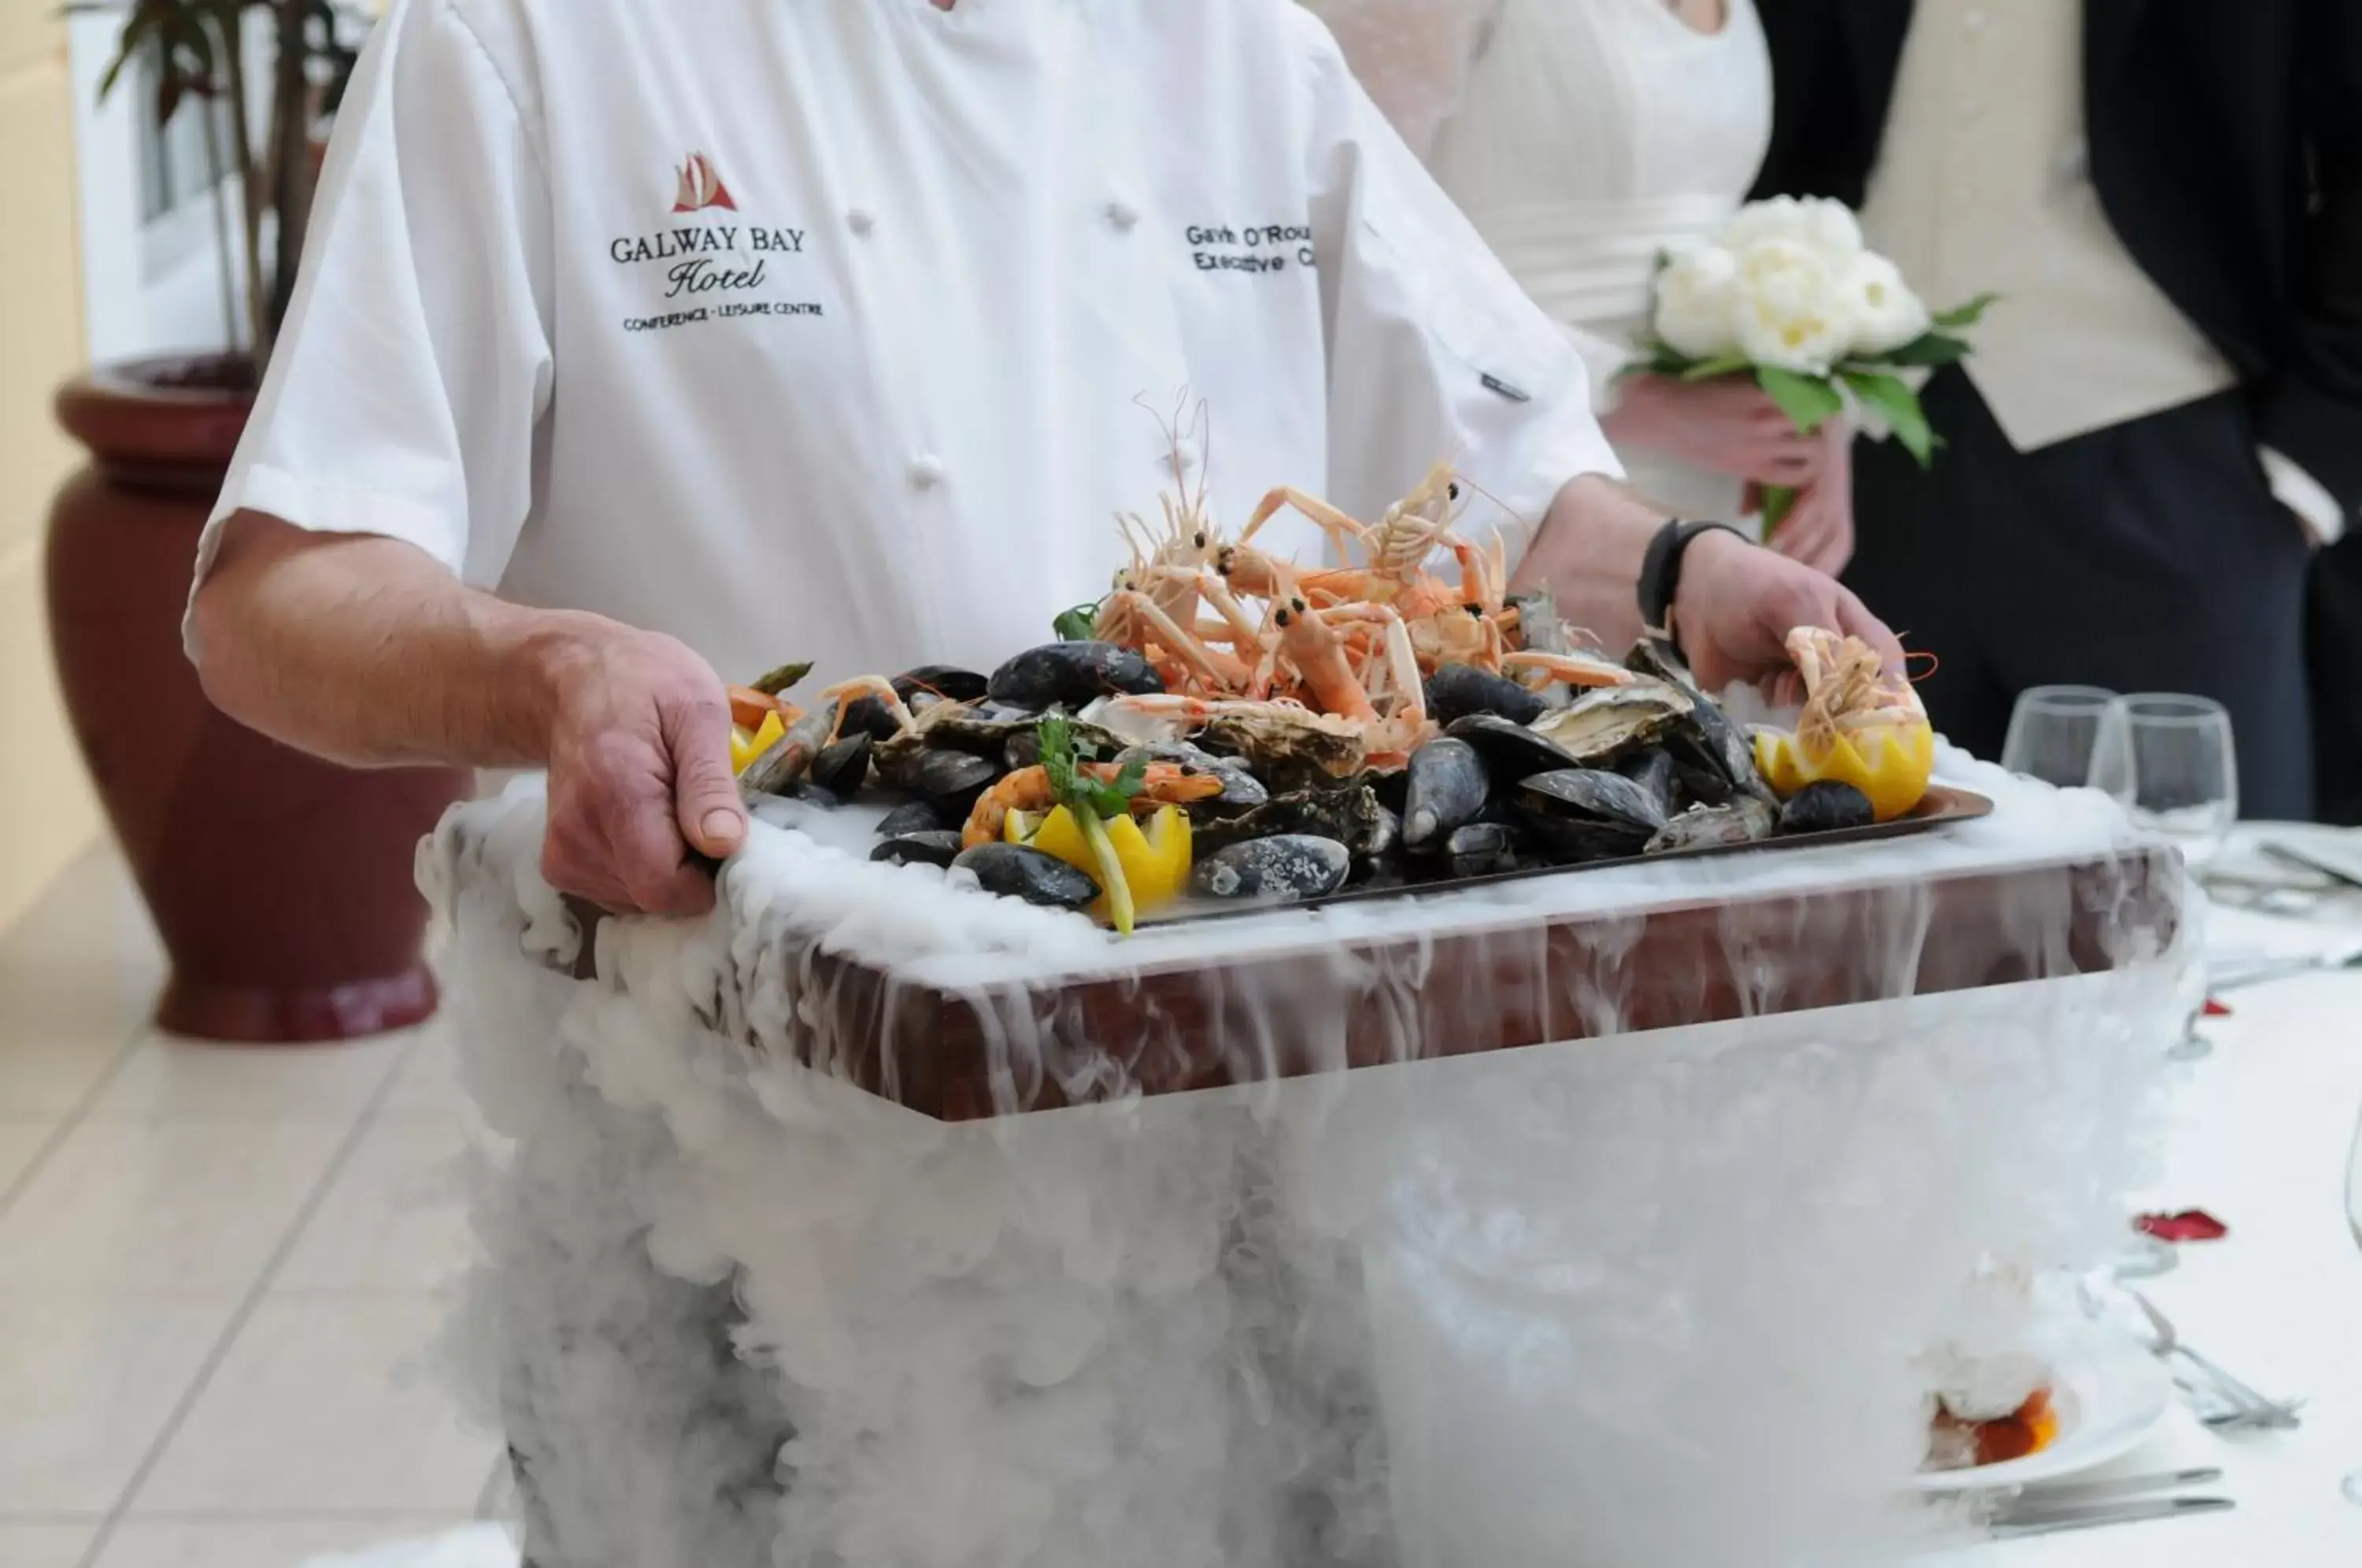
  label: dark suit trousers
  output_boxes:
[2310,534,2362,826]
[1847,369,2316,820]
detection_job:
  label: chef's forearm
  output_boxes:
[1509,475,1664,650]
[190,511,591,771]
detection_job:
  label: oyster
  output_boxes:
[1191,784,1391,859]
[1192,708,1368,796]
[1116,744,1268,810]
[1528,679,1694,766]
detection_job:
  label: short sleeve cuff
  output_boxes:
[1477,398,1627,574]
[183,464,469,664]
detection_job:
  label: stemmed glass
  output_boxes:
[2116,695,2239,872]
[2001,686,2128,790]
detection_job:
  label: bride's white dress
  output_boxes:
[1306,0,1773,527]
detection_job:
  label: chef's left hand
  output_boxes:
[1672,527,1904,697]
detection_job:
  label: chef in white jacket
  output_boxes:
[189,0,1896,917]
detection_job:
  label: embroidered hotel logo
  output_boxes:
[672,153,736,214]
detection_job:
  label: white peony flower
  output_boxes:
[1731,239,1855,375]
[1842,251,1933,356]
[1652,244,1742,360]
[1719,195,1864,267]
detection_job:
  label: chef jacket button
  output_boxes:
[848,207,876,236]
[909,454,946,490]
[1105,200,1141,231]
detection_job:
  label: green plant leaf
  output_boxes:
[1037,714,1078,805]
[1676,353,1754,383]
[1840,371,1937,468]
[1086,755,1148,820]
[1930,292,2001,331]
[1053,602,1098,642]
[1755,366,1846,435]
[1875,332,1975,369]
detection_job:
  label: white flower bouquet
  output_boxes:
[1633,196,1995,531]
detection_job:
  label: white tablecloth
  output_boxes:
[1936,828,2362,1566]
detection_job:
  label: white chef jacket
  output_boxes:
[192,0,1623,689]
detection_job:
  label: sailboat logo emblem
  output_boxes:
[671,153,737,214]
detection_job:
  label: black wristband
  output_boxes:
[1637,520,1744,650]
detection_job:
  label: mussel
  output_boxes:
[810,734,872,798]
[1425,663,1546,727]
[1779,780,1876,834]
[987,642,1164,709]
[1440,822,1522,879]
[1190,835,1351,903]
[875,799,946,838]
[1645,797,1777,855]
[838,694,914,744]
[1443,713,1583,783]
[872,830,964,868]
[916,749,1001,818]
[1618,748,1679,818]
[952,843,1100,910]
[1623,635,1696,687]
[1622,638,1776,804]
[1528,680,1694,766]
[1515,767,1668,863]
[893,665,990,705]
[1402,738,1490,850]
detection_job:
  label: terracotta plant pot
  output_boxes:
[46,357,468,1043]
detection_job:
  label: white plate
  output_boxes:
[1910,1333,2174,1493]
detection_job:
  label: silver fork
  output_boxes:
[2127,1289,2303,1430]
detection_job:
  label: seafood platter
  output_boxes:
[720,456,1964,937]
[424,446,2189,1568]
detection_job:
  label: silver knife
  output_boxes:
[1993,1467,2223,1512]
[1989,1496,2234,1540]
[2260,839,2362,893]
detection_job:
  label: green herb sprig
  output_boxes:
[1035,714,1146,934]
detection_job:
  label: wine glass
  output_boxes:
[2001,686,2127,790]
[2117,695,2239,871]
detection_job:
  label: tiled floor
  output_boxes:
[0,845,509,1567]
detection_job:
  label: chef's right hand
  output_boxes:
[539,625,746,916]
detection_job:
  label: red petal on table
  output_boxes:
[2204,999,2231,1018]
[2134,1210,2229,1243]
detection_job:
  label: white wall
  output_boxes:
[67,9,265,365]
